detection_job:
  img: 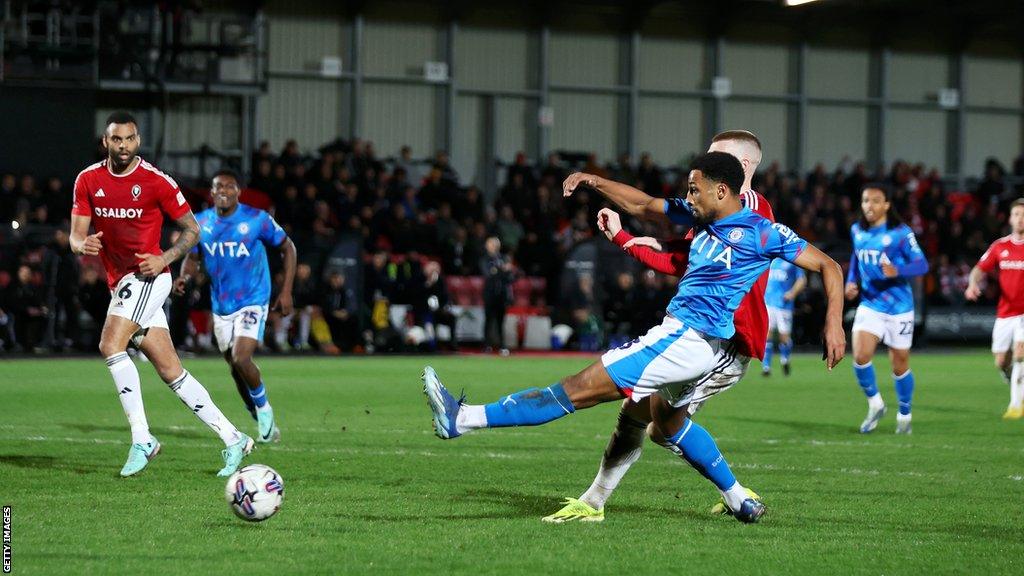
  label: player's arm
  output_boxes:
[792,245,846,370]
[597,207,684,275]
[138,211,200,277]
[564,172,669,223]
[965,264,988,301]
[69,214,103,256]
[173,251,201,296]
[273,237,297,316]
[882,232,929,279]
[844,253,860,300]
[785,271,807,301]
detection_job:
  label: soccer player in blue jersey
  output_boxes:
[423,152,846,523]
[762,259,806,377]
[845,185,928,434]
[175,169,296,443]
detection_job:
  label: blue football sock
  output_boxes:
[249,381,269,408]
[893,370,914,415]
[762,342,774,370]
[667,418,737,491]
[779,340,792,364]
[854,361,878,397]
[483,384,575,428]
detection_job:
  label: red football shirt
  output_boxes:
[613,190,774,360]
[977,235,1024,318]
[72,158,191,289]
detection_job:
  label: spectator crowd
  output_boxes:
[3,137,1024,354]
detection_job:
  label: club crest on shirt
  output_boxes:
[1002,250,1010,258]
[238,223,249,234]
[728,228,744,242]
[882,235,892,247]
[131,184,142,201]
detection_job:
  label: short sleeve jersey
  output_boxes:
[194,204,287,315]
[72,159,190,289]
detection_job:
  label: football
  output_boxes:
[225,464,284,522]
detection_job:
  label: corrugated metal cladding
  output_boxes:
[243,5,1024,182]
[260,79,348,150]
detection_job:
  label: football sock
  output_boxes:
[249,381,269,409]
[762,342,774,370]
[456,404,487,433]
[854,361,879,397]
[779,340,792,365]
[482,384,575,428]
[580,410,647,510]
[168,370,241,446]
[1011,360,1024,408]
[893,370,914,415]
[665,418,739,498]
[106,352,152,445]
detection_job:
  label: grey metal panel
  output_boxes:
[884,109,947,171]
[722,42,789,96]
[806,46,870,99]
[456,27,533,91]
[964,112,1022,173]
[549,92,620,160]
[803,105,868,169]
[362,83,441,160]
[549,31,621,88]
[636,96,702,166]
[266,1,346,73]
[362,20,440,77]
[964,56,1023,108]
[259,78,345,150]
[495,98,538,165]
[165,96,242,152]
[888,51,948,103]
[452,95,483,186]
[638,36,705,92]
[721,101,787,167]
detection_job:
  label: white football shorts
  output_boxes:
[107,272,170,330]
[852,305,914,350]
[991,315,1024,354]
[213,304,268,352]
[767,305,793,335]
[601,315,720,406]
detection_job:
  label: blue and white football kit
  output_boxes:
[600,200,807,407]
[847,222,928,350]
[762,259,804,371]
[195,204,287,352]
[848,221,928,423]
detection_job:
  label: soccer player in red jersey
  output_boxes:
[966,198,1024,419]
[544,131,777,523]
[69,111,253,477]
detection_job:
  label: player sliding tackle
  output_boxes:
[423,151,846,524]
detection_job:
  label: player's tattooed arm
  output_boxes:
[163,211,201,264]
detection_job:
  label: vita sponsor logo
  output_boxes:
[203,241,251,258]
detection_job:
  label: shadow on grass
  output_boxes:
[0,453,104,475]
[712,416,851,436]
[62,422,205,440]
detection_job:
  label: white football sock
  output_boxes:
[722,482,750,512]
[580,411,647,510]
[106,352,152,445]
[455,404,487,434]
[1010,361,1024,408]
[168,370,241,446]
[868,393,885,411]
[298,310,312,346]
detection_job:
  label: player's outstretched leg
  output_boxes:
[141,328,253,475]
[893,370,914,434]
[542,399,649,523]
[227,337,280,443]
[421,362,621,439]
[649,398,765,524]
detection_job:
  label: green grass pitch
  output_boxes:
[2,352,1022,575]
